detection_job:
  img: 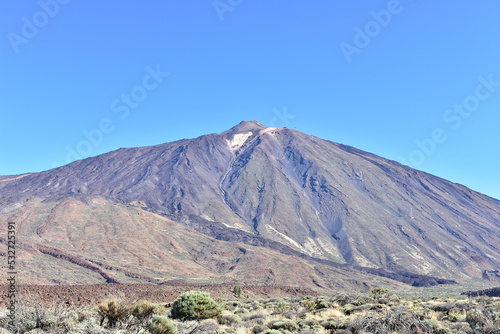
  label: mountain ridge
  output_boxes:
[1,121,499,288]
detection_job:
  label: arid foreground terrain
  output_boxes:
[1,284,499,333]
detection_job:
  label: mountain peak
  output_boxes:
[221,120,267,136]
[221,121,267,152]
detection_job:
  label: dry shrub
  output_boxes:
[127,300,158,329]
[97,298,130,327]
[251,324,268,333]
[217,313,241,325]
[348,310,418,334]
[315,308,344,319]
[240,310,267,322]
[9,293,73,333]
[270,320,299,331]
[180,318,219,334]
[148,314,177,334]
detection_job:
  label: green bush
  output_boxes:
[341,304,355,315]
[320,320,338,330]
[41,318,57,329]
[298,319,323,331]
[272,301,289,315]
[148,315,177,334]
[171,291,221,320]
[271,320,299,331]
[217,314,241,325]
[352,299,366,306]
[316,300,329,309]
[25,320,36,331]
[233,285,242,298]
[130,300,157,319]
[423,318,439,330]
[369,287,390,298]
[443,308,466,322]
[252,324,268,333]
[301,300,316,311]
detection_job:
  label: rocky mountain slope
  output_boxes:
[1,120,499,287]
[2,197,406,290]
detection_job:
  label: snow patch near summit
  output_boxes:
[226,131,252,152]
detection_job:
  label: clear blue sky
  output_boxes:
[1,1,499,200]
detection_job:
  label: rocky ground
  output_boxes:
[0,283,317,307]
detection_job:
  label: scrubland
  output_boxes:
[1,287,499,334]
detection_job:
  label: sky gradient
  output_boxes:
[1,1,499,200]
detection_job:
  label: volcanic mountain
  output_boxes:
[1,121,499,289]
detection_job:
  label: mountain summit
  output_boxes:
[221,120,268,152]
[222,120,267,136]
[1,121,499,287]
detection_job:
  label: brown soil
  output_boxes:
[0,282,318,307]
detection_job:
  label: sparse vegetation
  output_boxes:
[2,293,73,333]
[233,285,242,298]
[1,289,499,333]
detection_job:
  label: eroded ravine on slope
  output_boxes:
[218,131,254,223]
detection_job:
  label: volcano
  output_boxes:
[1,120,499,289]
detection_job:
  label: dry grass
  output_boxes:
[308,308,345,320]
